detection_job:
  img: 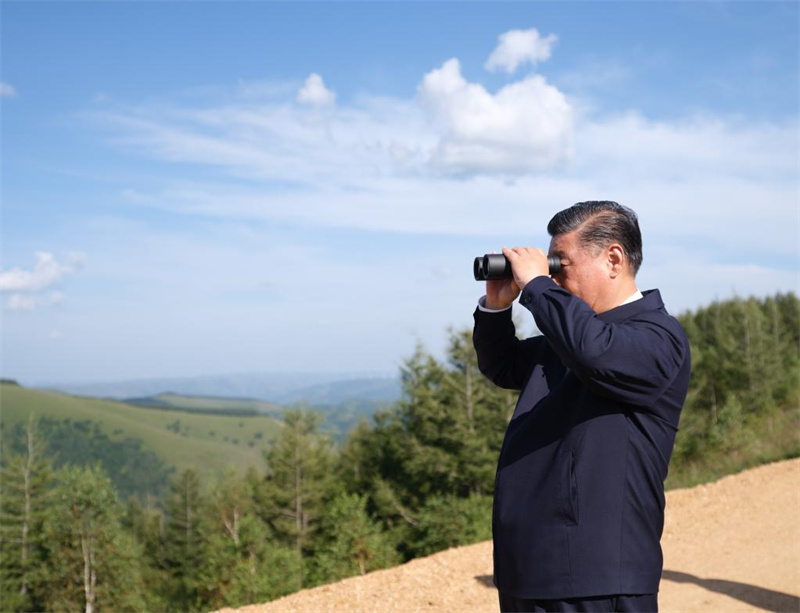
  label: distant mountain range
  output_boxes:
[34,372,403,407]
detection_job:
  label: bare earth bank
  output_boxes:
[213,458,800,613]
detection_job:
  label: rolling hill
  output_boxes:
[120,388,394,440]
[0,383,283,479]
[122,392,285,416]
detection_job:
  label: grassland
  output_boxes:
[0,383,283,478]
[124,392,285,415]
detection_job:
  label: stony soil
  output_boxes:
[214,458,800,613]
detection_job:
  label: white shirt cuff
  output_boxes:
[478,295,512,313]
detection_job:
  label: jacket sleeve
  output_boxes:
[473,302,548,391]
[520,277,689,407]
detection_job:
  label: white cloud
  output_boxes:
[1,253,83,311]
[418,58,574,174]
[0,82,17,98]
[95,74,797,256]
[296,73,336,107]
[86,48,797,306]
[94,78,796,227]
[485,28,558,74]
[98,57,574,180]
[0,252,84,292]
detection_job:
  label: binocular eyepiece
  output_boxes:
[474,253,562,281]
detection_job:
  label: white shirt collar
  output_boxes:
[619,289,644,307]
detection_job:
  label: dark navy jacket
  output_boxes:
[473,276,691,599]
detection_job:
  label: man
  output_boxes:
[473,201,691,613]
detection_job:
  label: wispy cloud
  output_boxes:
[97,94,796,257]
[83,29,796,288]
[6,292,65,312]
[94,60,574,180]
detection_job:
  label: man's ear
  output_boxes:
[607,244,625,278]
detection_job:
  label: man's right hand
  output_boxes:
[486,277,521,310]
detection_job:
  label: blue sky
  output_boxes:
[2,1,798,385]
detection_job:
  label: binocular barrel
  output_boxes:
[474,253,562,281]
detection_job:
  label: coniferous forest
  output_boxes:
[1,292,798,613]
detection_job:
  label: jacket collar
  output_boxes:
[598,289,665,323]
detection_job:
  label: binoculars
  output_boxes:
[474,253,562,281]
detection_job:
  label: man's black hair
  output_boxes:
[547,200,643,275]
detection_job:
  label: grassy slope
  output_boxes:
[126,392,284,414]
[129,392,388,443]
[0,384,282,477]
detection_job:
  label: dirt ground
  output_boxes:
[214,458,800,613]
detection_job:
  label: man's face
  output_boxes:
[548,230,610,311]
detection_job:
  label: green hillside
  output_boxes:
[0,383,283,478]
[123,392,284,416]
[124,391,388,441]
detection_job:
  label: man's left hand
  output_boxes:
[502,246,550,290]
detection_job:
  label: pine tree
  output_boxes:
[395,345,461,498]
[239,467,302,602]
[335,418,421,550]
[765,293,800,408]
[332,330,516,559]
[310,492,400,584]
[257,409,333,589]
[369,333,513,504]
[0,415,53,612]
[195,467,300,609]
[121,494,169,612]
[411,493,493,557]
[160,468,213,612]
[441,328,515,496]
[670,293,800,487]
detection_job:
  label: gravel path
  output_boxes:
[213,458,800,613]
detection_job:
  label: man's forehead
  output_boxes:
[549,231,578,254]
